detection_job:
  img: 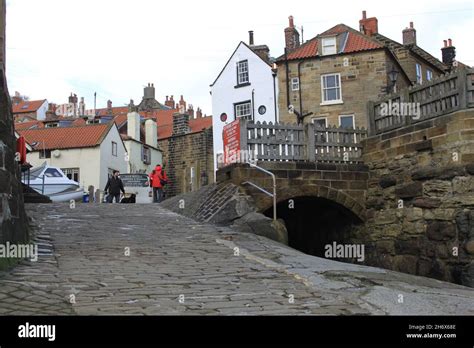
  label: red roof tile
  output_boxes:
[18,124,112,151]
[344,31,381,53]
[14,120,44,130]
[280,24,382,61]
[12,100,46,114]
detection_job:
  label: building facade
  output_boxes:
[276,13,448,128]
[211,34,279,172]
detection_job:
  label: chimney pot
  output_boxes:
[249,30,254,45]
[410,21,414,28]
[444,40,448,48]
[441,39,456,66]
[362,10,367,19]
[289,16,294,28]
[448,38,452,46]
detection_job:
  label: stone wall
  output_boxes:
[158,113,214,198]
[278,50,411,127]
[359,109,474,286]
[0,0,29,246]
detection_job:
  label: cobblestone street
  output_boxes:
[0,203,473,316]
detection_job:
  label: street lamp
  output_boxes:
[388,67,399,93]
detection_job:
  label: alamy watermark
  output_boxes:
[380,101,421,120]
[325,242,365,262]
[0,242,38,262]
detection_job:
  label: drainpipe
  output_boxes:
[272,65,278,124]
[252,89,255,122]
[284,48,290,111]
[298,60,304,124]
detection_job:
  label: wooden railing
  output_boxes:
[240,120,367,163]
[369,68,474,135]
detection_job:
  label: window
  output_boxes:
[312,117,327,128]
[291,77,300,91]
[321,74,342,104]
[322,37,337,56]
[112,141,118,157]
[45,123,58,128]
[416,64,422,84]
[234,101,252,120]
[87,119,100,125]
[142,146,151,165]
[44,168,62,178]
[62,168,80,182]
[426,69,433,82]
[339,115,355,129]
[236,60,249,86]
[39,150,51,159]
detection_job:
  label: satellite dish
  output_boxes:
[53,149,61,158]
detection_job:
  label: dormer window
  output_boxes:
[322,37,337,56]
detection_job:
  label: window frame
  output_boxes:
[426,69,433,82]
[141,146,151,165]
[235,60,250,87]
[39,149,51,159]
[321,37,337,56]
[234,100,253,121]
[321,73,343,105]
[291,77,300,91]
[339,114,355,129]
[62,168,80,182]
[112,141,118,157]
[416,63,423,84]
[312,117,328,128]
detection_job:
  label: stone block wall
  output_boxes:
[278,50,411,127]
[158,127,214,198]
[359,109,474,286]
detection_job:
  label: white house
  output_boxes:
[13,99,49,121]
[210,32,279,172]
[18,123,128,192]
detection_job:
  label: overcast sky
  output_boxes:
[5,0,473,114]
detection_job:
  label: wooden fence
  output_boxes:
[369,67,474,135]
[240,120,367,163]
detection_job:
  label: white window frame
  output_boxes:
[426,69,433,82]
[291,77,300,91]
[321,73,343,105]
[237,60,249,85]
[234,101,252,120]
[339,114,355,129]
[141,146,151,165]
[312,117,328,128]
[321,37,337,56]
[112,141,118,157]
[416,63,423,84]
[62,168,80,182]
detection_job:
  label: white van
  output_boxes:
[120,174,153,204]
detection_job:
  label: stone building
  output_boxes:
[156,108,214,198]
[0,0,29,248]
[276,12,451,128]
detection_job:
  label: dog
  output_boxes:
[121,194,136,204]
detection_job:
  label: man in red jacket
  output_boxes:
[149,164,168,203]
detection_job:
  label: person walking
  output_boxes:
[149,164,168,203]
[104,170,125,203]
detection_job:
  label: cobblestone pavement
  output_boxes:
[0,203,473,315]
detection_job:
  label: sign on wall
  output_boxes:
[222,119,241,166]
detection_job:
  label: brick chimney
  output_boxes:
[172,112,190,136]
[359,10,378,36]
[127,110,140,141]
[145,118,157,148]
[187,104,195,119]
[178,95,186,113]
[441,39,456,67]
[107,100,113,116]
[196,107,202,119]
[284,16,300,52]
[165,95,175,109]
[402,22,417,46]
[248,30,271,63]
[143,83,155,100]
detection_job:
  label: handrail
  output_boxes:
[242,162,277,222]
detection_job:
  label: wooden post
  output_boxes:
[239,119,248,162]
[458,68,468,110]
[88,186,94,204]
[94,189,101,204]
[306,122,315,162]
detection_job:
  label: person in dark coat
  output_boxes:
[149,164,168,203]
[104,171,125,203]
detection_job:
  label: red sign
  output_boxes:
[16,136,27,164]
[222,119,241,166]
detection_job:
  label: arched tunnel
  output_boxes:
[263,196,363,259]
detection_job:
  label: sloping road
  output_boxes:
[0,203,472,315]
